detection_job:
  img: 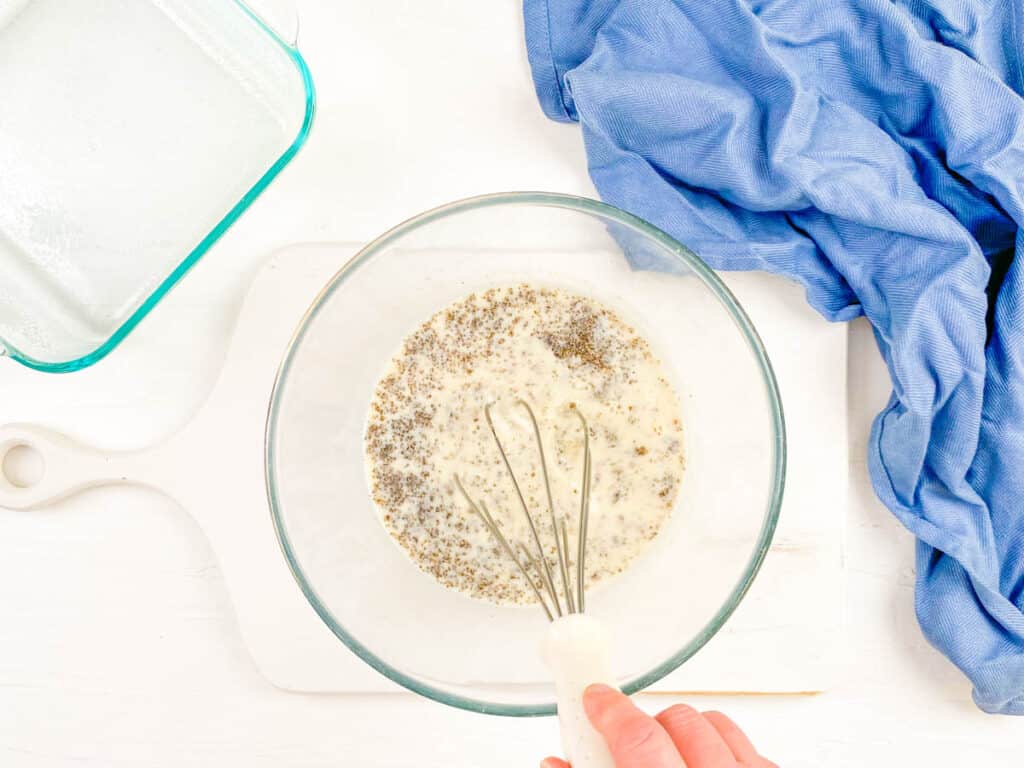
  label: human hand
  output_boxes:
[541,684,777,768]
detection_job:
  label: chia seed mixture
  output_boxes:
[365,284,685,605]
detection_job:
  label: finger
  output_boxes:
[703,711,759,765]
[540,759,570,768]
[583,684,687,768]
[655,704,736,767]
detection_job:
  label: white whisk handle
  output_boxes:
[542,614,617,768]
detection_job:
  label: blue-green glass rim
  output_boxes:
[265,191,786,717]
[1,0,316,373]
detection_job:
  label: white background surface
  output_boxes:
[0,1,1021,765]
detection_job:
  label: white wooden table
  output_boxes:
[1,2,1020,765]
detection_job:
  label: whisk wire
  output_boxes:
[456,401,595,621]
[520,544,561,618]
[484,402,564,617]
[559,518,573,608]
[453,474,555,621]
[574,408,592,614]
[515,400,576,615]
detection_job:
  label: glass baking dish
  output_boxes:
[0,0,314,372]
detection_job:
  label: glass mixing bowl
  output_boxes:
[265,192,785,716]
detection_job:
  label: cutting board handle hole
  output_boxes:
[2,443,45,489]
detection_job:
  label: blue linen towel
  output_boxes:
[524,0,1024,714]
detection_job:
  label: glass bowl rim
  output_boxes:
[264,191,786,717]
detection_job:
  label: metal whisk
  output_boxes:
[454,399,593,620]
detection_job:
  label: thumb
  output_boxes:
[583,685,686,768]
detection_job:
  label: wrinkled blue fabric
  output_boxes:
[524,0,1024,714]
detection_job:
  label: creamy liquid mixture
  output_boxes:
[364,285,685,605]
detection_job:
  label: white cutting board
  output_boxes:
[0,243,846,694]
